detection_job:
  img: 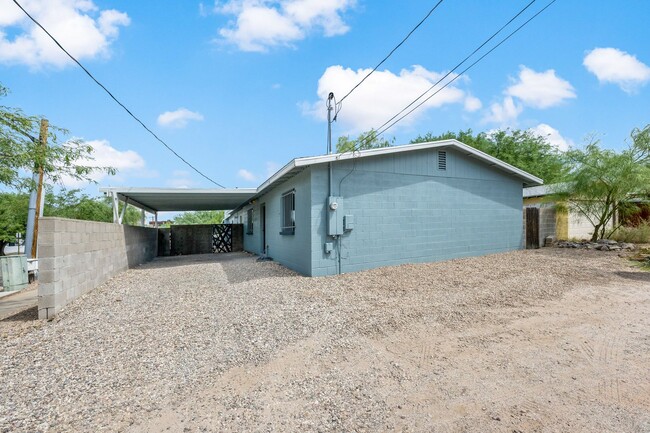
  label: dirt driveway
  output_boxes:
[1,249,649,432]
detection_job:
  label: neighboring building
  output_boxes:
[227,139,541,276]
[523,184,607,241]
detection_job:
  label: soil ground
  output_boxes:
[1,249,649,432]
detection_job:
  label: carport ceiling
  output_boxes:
[99,187,256,212]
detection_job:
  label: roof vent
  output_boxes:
[438,150,447,170]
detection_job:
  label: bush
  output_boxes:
[611,222,650,243]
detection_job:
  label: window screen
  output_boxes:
[246,208,253,234]
[281,190,295,235]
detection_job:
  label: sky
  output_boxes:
[1,0,649,198]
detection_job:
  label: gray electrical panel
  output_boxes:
[327,196,344,236]
[344,215,354,231]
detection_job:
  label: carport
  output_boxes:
[36,187,257,319]
[99,187,256,225]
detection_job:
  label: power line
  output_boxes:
[347,0,557,154]
[376,0,557,139]
[11,0,225,188]
[374,0,537,135]
[338,0,446,104]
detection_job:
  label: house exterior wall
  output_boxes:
[523,197,558,245]
[522,196,610,241]
[310,148,524,276]
[568,211,598,240]
[240,168,313,275]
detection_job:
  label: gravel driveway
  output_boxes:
[1,249,649,432]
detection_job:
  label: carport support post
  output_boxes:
[154,212,158,228]
[119,197,129,224]
[140,209,145,227]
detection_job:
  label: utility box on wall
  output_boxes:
[344,215,354,231]
[0,255,28,292]
[327,196,344,236]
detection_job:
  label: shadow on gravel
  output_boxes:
[220,258,294,284]
[1,306,38,322]
[131,252,294,285]
[615,271,650,282]
[141,252,252,270]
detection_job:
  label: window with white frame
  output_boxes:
[281,190,295,235]
[246,208,253,234]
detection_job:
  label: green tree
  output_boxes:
[336,129,394,153]
[554,125,650,242]
[0,192,29,255]
[44,189,141,225]
[411,128,568,183]
[0,188,143,255]
[173,210,224,225]
[0,83,115,189]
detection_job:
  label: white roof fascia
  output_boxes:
[290,139,543,186]
[254,160,297,194]
[99,187,256,195]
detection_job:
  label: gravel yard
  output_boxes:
[1,249,649,432]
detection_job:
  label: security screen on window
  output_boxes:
[246,208,253,234]
[281,190,295,235]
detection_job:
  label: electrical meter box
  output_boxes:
[327,196,344,236]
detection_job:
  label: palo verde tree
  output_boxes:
[0,83,115,190]
[554,125,650,241]
[336,129,394,153]
[411,128,569,184]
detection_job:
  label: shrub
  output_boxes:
[611,222,650,243]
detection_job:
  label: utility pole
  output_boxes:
[25,119,48,259]
[327,92,334,155]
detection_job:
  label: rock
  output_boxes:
[609,246,622,251]
[620,243,636,251]
[596,245,609,251]
[597,239,618,245]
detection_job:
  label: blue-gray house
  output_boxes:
[227,139,542,276]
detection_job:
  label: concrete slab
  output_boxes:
[0,285,38,321]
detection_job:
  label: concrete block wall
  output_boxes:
[37,218,157,319]
[171,224,214,255]
[523,204,557,245]
[311,148,524,276]
[240,169,312,275]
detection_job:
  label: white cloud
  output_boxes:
[265,161,280,177]
[0,0,130,69]
[214,0,354,52]
[157,108,204,128]
[166,170,196,189]
[505,66,576,109]
[237,168,257,182]
[303,65,470,133]
[464,95,482,112]
[529,123,572,151]
[482,96,523,126]
[583,47,650,93]
[58,139,146,187]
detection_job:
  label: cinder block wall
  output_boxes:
[38,218,157,319]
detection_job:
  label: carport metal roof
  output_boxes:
[99,187,256,213]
